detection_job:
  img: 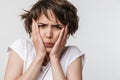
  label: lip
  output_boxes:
[44,43,54,48]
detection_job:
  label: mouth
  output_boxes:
[44,43,54,48]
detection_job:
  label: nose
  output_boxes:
[46,27,53,39]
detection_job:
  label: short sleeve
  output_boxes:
[67,46,85,68]
[7,39,26,61]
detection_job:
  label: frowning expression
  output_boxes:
[37,10,65,53]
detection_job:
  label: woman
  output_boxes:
[5,0,84,80]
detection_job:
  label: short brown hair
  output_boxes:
[21,0,79,37]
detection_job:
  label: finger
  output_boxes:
[62,25,68,42]
[35,21,39,40]
[32,19,37,40]
[34,21,45,46]
[55,28,65,45]
[50,28,65,57]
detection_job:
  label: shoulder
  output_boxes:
[63,46,83,58]
[60,45,85,75]
[67,46,81,52]
[12,38,31,45]
[10,38,32,49]
[62,45,84,62]
[63,45,85,65]
[7,38,32,61]
[66,45,85,64]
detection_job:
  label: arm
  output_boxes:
[18,53,45,80]
[4,50,23,80]
[50,55,83,80]
[4,49,45,80]
[50,56,66,80]
[66,56,83,80]
[49,26,68,80]
[5,19,46,80]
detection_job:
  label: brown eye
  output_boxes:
[38,24,46,28]
[53,25,62,29]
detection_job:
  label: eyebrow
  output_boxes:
[38,22,63,26]
[37,22,46,24]
[38,23,46,25]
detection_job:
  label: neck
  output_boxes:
[42,53,50,66]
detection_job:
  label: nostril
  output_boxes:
[46,33,52,39]
[46,34,52,39]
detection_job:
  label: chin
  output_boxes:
[46,47,52,53]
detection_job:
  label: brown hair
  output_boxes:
[21,0,79,37]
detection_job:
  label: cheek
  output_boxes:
[39,29,44,39]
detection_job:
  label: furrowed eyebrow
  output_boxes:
[52,24,63,26]
[38,22,63,27]
[38,22,46,24]
[37,22,48,25]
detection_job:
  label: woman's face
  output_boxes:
[37,10,65,53]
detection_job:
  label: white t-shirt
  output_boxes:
[7,38,85,80]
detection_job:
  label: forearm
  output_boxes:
[17,56,44,80]
[50,56,66,80]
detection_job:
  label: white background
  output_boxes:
[0,0,120,80]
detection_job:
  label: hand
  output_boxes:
[31,19,46,59]
[49,25,68,59]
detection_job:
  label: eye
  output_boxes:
[53,24,63,29]
[38,24,46,28]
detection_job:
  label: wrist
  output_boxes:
[32,56,44,67]
[36,52,46,58]
[35,54,45,62]
[50,55,59,62]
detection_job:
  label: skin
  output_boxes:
[32,10,67,60]
[4,10,83,80]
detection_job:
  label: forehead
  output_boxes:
[38,10,60,23]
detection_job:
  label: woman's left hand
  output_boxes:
[49,25,68,60]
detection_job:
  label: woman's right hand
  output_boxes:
[31,19,46,59]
